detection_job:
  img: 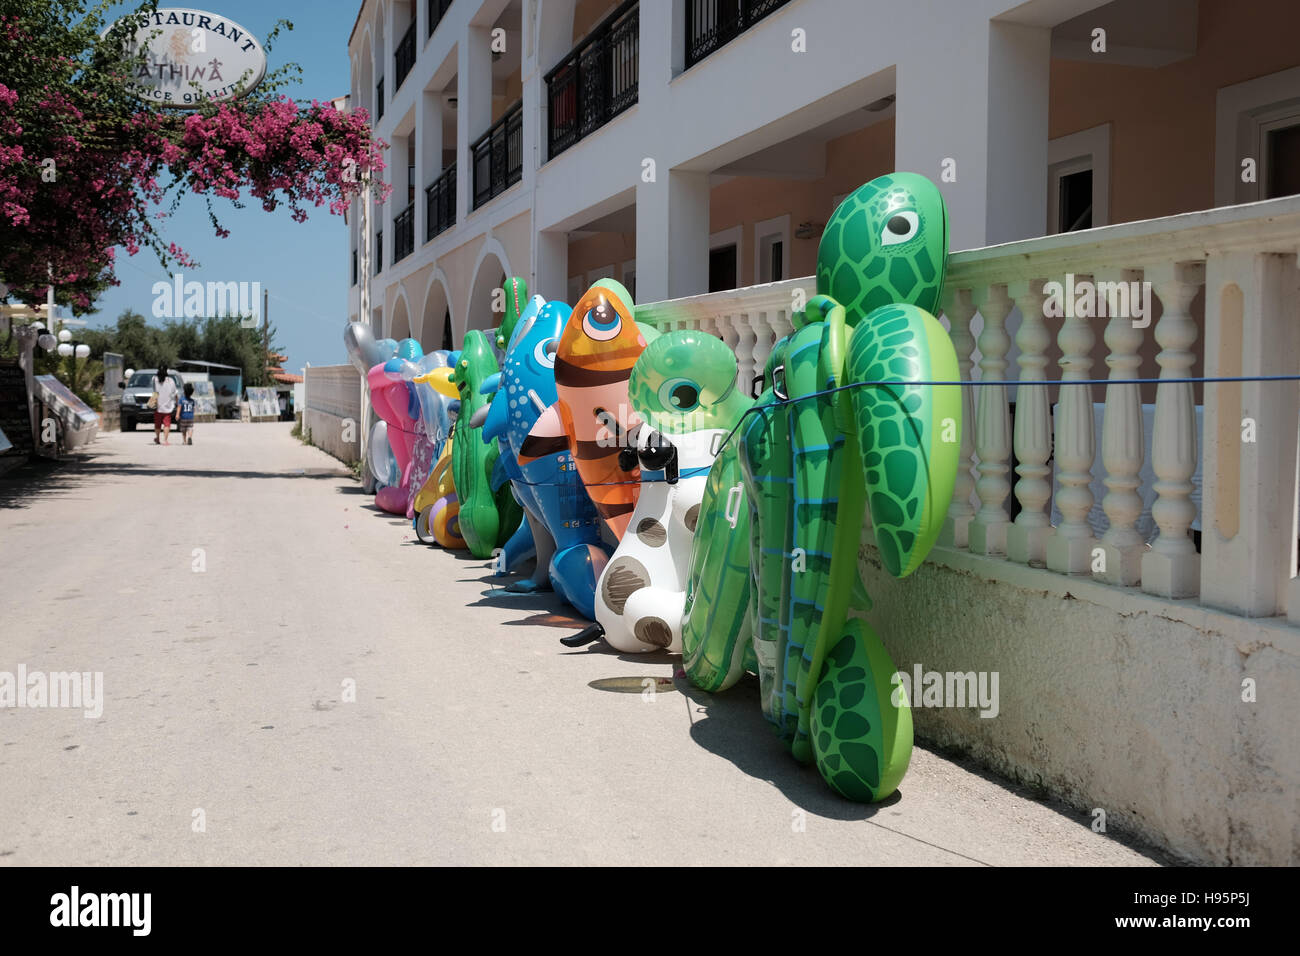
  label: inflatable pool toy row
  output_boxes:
[342,173,961,804]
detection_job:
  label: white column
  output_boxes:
[1007,279,1052,566]
[418,91,445,244]
[1096,268,1146,586]
[533,230,568,302]
[969,285,1013,556]
[939,288,977,549]
[895,20,1049,250]
[382,2,395,107]
[1201,252,1299,615]
[1047,274,1098,574]
[1142,262,1204,599]
[636,169,709,303]
[457,25,493,224]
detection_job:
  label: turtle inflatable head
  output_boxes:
[628,331,750,438]
[816,171,949,320]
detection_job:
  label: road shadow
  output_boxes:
[0,449,350,510]
[681,675,893,822]
[682,675,1176,863]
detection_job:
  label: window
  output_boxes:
[441,308,452,351]
[1215,66,1300,206]
[754,214,790,284]
[709,226,743,293]
[1047,124,1110,235]
[622,259,636,300]
[1052,161,1093,233]
[709,246,737,293]
[1264,118,1300,199]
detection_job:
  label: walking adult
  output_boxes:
[153,364,179,445]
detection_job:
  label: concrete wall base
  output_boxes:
[858,538,1300,865]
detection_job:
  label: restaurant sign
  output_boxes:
[110,8,267,107]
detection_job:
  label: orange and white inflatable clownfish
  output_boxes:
[528,279,659,541]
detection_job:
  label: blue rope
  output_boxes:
[473,372,1300,489]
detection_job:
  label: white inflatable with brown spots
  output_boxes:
[591,330,753,654]
[594,429,717,653]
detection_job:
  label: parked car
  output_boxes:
[118,370,186,432]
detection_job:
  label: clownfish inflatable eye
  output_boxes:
[658,377,701,413]
[534,338,558,368]
[582,299,622,341]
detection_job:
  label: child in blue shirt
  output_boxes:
[179,382,196,445]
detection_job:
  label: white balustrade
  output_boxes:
[1141,261,1204,598]
[1007,279,1052,566]
[1096,267,1147,585]
[969,285,1013,556]
[629,196,1300,622]
[939,288,977,549]
[730,313,756,394]
[750,311,774,387]
[1047,274,1099,574]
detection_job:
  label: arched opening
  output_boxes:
[389,293,412,343]
[465,243,512,340]
[419,275,452,354]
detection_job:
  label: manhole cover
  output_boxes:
[588,676,677,694]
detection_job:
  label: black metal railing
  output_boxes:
[429,0,453,37]
[425,163,456,240]
[374,230,383,273]
[351,249,358,286]
[394,22,416,91]
[684,0,793,69]
[393,203,415,262]
[471,100,523,210]
[545,0,639,160]
[375,77,385,120]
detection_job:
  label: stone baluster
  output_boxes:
[767,308,792,346]
[939,288,977,549]
[751,311,774,389]
[730,313,756,397]
[1047,273,1099,573]
[1007,279,1053,566]
[969,285,1013,556]
[717,314,738,390]
[1096,268,1147,585]
[1142,262,1204,598]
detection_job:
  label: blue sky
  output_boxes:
[90,1,361,371]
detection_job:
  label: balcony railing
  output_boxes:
[394,22,416,91]
[684,0,794,69]
[375,77,384,121]
[635,195,1300,621]
[428,0,453,37]
[471,100,523,210]
[425,162,456,241]
[544,0,639,160]
[393,203,415,263]
[374,229,382,274]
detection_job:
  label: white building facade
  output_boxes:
[342,0,1300,865]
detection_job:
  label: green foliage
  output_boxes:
[81,308,278,385]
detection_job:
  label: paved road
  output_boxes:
[0,423,1166,865]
